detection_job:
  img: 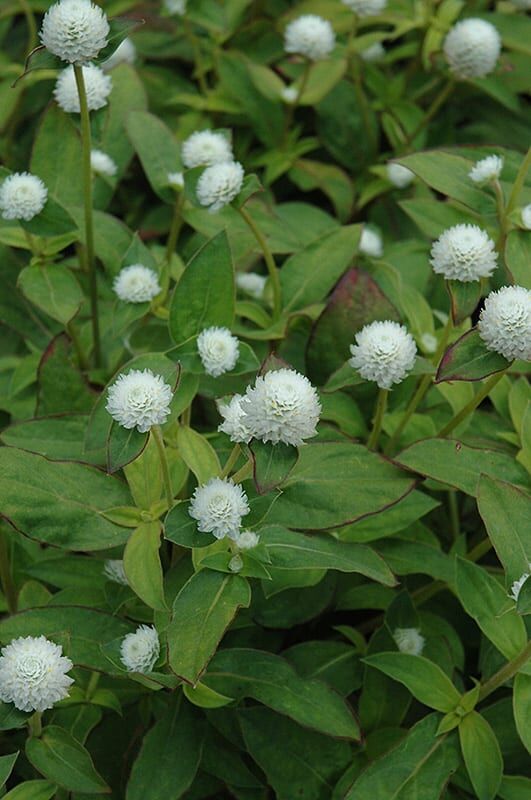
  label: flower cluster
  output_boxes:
[106,369,173,433]
[468,155,503,185]
[54,64,112,113]
[509,566,531,602]
[393,628,425,656]
[478,285,531,361]
[197,327,240,377]
[113,264,161,304]
[430,224,497,281]
[196,161,245,212]
[236,272,267,300]
[40,0,109,63]
[0,172,47,221]
[189,477,250,540]
[120,625,160,673]
[103,559,128,585]
[349,321,417,390]
[341,0,387,17]
[443,18,501,80]
[284,15,335,61]
[182,130,233,169]
[91,149,117,177]
[0,636,73,712]
[387,162,415,188]
[218,394,252,443]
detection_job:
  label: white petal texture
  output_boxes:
[235,531,260,550]
[54,64,112,112]
[443,18,501,79]
[393,628,425,656]
[522,204,531,230]
[218,394,253,443]
[181,130,233,169]
[236,272,267,300]
[189,478,250,540]
[430,224,497,281]
[284,15,335,61]
[40,0,109,63]
[349,320,417,390]
[359,227,383,258]
[196,162,244,212]
[0,172,47,221]
[101,37,136,71]
[113,264,161,303]
[103,559,128,585]
[0,636,73,712]
[120,625,159,673]
[197,327,240,377]
[468,155,503,185]
[387,163,415,188]
[106,369,173,433]
[341,0,387,17]
[90,149,117,177]
[478,285,531,361]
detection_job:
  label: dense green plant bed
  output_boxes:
[0,1,530,798]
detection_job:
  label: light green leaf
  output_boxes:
[124,522,167,611]
[513,673,531,754]
[176,426,220,484]
[459,711,502,800]
[477,476,531,583]
[126,110,180,202]
[2,781,57,800]
[362,652,460,712]
[18,265,83,325]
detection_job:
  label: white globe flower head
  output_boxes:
[90,149,117,177]
[106,369,173,433]
[0,172,48,221]
[281,85,298,104]
[387,162,415,189]
[101,37,136,72]
[40,0,109,64]
[236,530,260,550]
[520,204,531,230]
[509,565,531,602]
[165,0,187,14]
[103,559,128,585]
[468,155,503,185]
[361,42,386,63]
[393,627,425,656]
[189,477,250,540]
[167,171,184,190]
[218,394,252,443]
[120,625,159,673]
[341,0,387,18]
[349,320,417,390]
[196,161,244,213]
[0,636,73,712]
[430,224,497,282]
[236,272,267,300]
[420,332,438,354]
[197,327,240,377]
[113,264,161,304]
[284,15,336,61]
[241,369,321,447]
[181,130,233,169]
[478,285,531,361]
[54,64,112,113]
[359,227,383,258]
[443,18,501,80]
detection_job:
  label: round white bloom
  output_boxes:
[54,64,112,113]
[509,565,531,602]
[478,285,531,361]
[236,272,267,300]
[40,0,109,64]
[520,204,531,230]
[387,162,415,188]
[240,369,321,447]
[167,171,184,190]
[120,625,159,673]
[468,155,503,185]
[229,554,244,572]
[0,636,73,712]
[341,0,387,18]
[165,0,187,14]
[196,161,244,213]
[443,18,501,80]
[113,264,161,304]
[361,42,386,63]
[218,394,252,443]
[90,149,117,177]
[393,627,425,656]
[181,130,233,169]
[359,227,383,258]
[189,477,250,540]
[0,172,47,221]
[420,332,438,354]
[281,85,298,104]
[101,37,136,71]
[430,224,497,281]
[106,369,173,433]
[103,559,128,585]
[349,320,417,390]
[197,327,239,377]
[235,530,260,550]
[284,15,335,61]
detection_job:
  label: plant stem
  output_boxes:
[238,206,282,320]
[505,146,531,218]
[367,388,388,450]
[152,425,173,508]
[85,671,100,700]
[282,59,311,141]
[73,64,101,369]
[437,370,506,437]
[401,79,455,152]
[23,228,38,256]
[18,0,37,52]
[28,711,42,738]
[66,321,89,371]
[165,192,184,266]
[0,529,17,614]
[183,18,208,95]
[220,444,241,479]
[478,640,531,702]
[466,537,492,563]
[231,459,253,484]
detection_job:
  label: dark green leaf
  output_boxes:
[436,329,510,383]
[26,726,109,794]
[459,711,503,800]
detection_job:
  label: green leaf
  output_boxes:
[289,158,354,222]
[21,195,77,238]
[0,701,30,731]
[126,696,205,800]
[1,416,97,464]
[30,106,83,209]
[447,280,482,325]
[126,110,180,202]
[169,231,235,345]
[205,648,360,740]
[167,570,251,684]
[18,265,83,325]
[436,329,510,383]
[459,711,503,800]
[183,681,233,709]
[250,441,298,493]
[123,433,163,509]
[0,448,132,550]
[513,673,531,754]
[362,652,460,712]
[2,781,57,800]
[26,726,109,794]
[506,230,531,289]
[124,522,167,611]
[0,752,18,789]
[107,424,148,474]
[176,426,220,484]
[499,776,531,800]
[477,476,531,584]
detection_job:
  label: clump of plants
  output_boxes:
[0,1,530,798]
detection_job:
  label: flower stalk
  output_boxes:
[238,205,282,320]
[437,370,506,437]
[220,444,241,479]
[0,529,17,614]
[478,640,531,702]
[151,425,174,509]
[367,388,388,450]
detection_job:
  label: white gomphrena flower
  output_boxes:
[196,162,244,213]
[0,172,47,221]
[478,285,531,361]
[236,530,260,550]
[509,565,531,602]
[167,171,184,190]
[54,64,112,113]
[165,0,187,14]
[284,15,336,61]
[181,130,233,169]
[40,0,109,64]
[281,85,298,104]
[189,477,250,540]
[468,155,503,185]
[443,18,501,80]
[393,627,425,656]
[430,224,497,282]
[341,0,387,18]
[241,369,321,447]
[236,272,267,300]
[106,369,173,433]
[387,162,415,188]
[420,332,437,354]
[90,149,117,177]
[120,625,159,673]
[101,37,136,71]
[359,227,383,258]
[103,559,128,585]
[197,326,240,377]
[218,394,252,443]
[349,321,417,390]
[361,42,386,63]
[521,204,531,230]
[0,636,73,712]
[113,264,161,304]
